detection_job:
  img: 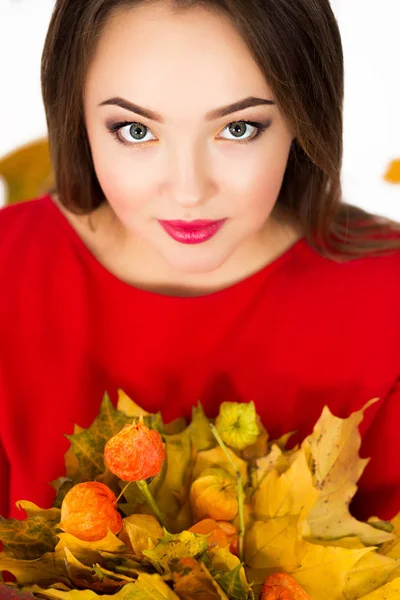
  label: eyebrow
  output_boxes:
[98,96,275,122]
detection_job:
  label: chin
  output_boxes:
[163,247,230,275]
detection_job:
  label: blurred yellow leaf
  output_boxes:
[384,159,400,184]
[0,138,54,204]
[358,577,400,599]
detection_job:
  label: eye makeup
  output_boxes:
[105,118,272,147]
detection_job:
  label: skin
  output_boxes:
[59,1,304,297]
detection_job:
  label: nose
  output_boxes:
[167,143,215,208]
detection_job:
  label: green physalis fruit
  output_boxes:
[215,401,259,450]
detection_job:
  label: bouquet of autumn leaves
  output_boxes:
[1,393,400,600]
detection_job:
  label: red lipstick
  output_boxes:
[158,219,227,244]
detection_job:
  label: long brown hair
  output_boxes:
[41,0,400,262]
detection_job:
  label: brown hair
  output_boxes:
[41,0,400,262]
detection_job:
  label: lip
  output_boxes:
[158,218,227,244]
[162,219,221,230]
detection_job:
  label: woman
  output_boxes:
[0,0,399,523]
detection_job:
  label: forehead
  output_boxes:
[84,3,273,121]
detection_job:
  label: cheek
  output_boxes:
[89,140,154,219]
[231,151,289,219]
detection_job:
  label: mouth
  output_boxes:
[158,219,227,245]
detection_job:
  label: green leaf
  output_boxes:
[0,503,61,560]
[65,393,132,483]
[0,551,70,587]
[20,577,180,600]
[143,530,208,575]
[214,564,249,600]
[64,548,135,593]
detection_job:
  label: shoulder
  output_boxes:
[293,233,400,299]
[0,195,69,297]
[0,194,55,258]
[296,237,400,318]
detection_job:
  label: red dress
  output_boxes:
[0,195,400,523]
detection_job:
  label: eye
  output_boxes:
[108,121,157,145]
[218,120,269,144]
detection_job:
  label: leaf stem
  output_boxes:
[210,423,245,563]
[136,479,168,530]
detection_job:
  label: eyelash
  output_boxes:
[107,119,270,147]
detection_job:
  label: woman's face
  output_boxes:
[84,2,295,276]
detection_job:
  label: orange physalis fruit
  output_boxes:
[104,420,165,481]
[188,518,239,551]
[261,573,311,600]
[59,481,122,541]
[190,467,238,521]
[188,518,229,549]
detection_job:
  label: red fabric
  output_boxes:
[0,195,400,525]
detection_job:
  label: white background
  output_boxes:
[0,0,399,219]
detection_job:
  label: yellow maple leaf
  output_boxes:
[244,524,371,599]
[379,513,400,558]
[290,543,372,600]
[251,444,284,489]
[344,550,400,599]
[117,389,151,418]
[119,514,163,559]
[253,448,319,527]
[302,399,394,545]
[245,515,305,571]
[358,577,400,599]
[54,528,128,566]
